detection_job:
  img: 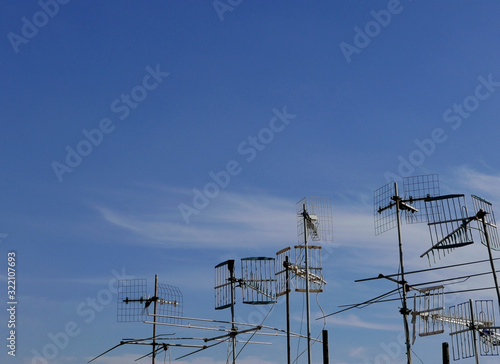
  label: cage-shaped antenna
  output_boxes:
[413,285,445,338]
[472,195,500,251]
[420,194,474,264]
[241,257,276,305]
[117,278,183,324]
[293,245,325,293]
[449,300,499,361]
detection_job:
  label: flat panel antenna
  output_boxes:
[403,174,440,224]
[297,196,334,243]
[118,279,147,322]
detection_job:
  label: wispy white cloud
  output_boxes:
[325,313,401,331]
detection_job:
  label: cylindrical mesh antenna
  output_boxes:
[241,257,276,305]
[293,245,325,293]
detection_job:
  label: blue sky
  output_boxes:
[2,1,500,363]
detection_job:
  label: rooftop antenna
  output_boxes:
[286,196,333,364]
[214,257,276,364]
[449,299,499,363]
[89,275,182,363]
[374,174,440,364]
[420,193,500,312]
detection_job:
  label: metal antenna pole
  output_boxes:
[478,210,500,313]
[302,203,313,364]
[394,182,412,364]
[229,260,236,364]
[285,256,291,364]
[469,299,480,364]
[152,275,158,364]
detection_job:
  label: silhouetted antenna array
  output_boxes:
[277,196,333,364]
[373,174,440,364]
[117,278,182,324]
[90,275,183,364]
[214,257,276,364]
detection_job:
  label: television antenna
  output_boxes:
[89,275,182,364]
[283,196,333,364]
[448,299,500,363]
[420,194,500,312]
[214,257,276,364]
[276,244,326,364]
[373,174,440,364]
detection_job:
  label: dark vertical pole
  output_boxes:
[394,183,412,364]
[285,256,291,364]
[479,212,500,312]
[322,330,329,364]
[303,204,312,364]
[442,342,450,364]
[469,299,480,364]
[152,275,158,364]
[229,260,236,364]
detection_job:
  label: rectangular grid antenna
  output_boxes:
[293,245,324,293]
[117,279,147,322]
[421,194,474,264]
[415,285,445,337]
[472,195,500,251]
[449,301,475,360]
[297,196,334,242]
[241,257,276,305]
[475,300,499,357]
[276,247,292,297]
[214,260,234,310]
[374,182,397,235]
[403,174,440,224]
[157,283,183,324]
[449,300,499,360]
